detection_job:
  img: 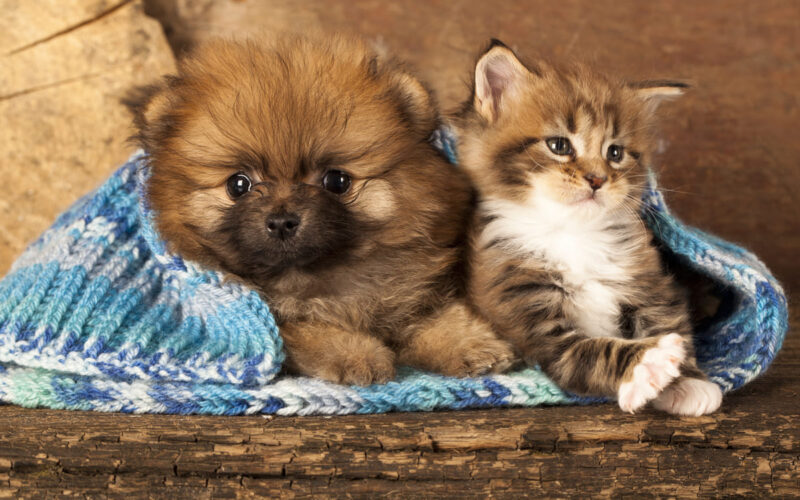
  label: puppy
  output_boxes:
[126,36,513,385]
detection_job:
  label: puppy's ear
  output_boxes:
[629,80,689,114]
[369,54,438,137]
[122,78,176,148]
[473,39,530,123]
[389,70,438,136]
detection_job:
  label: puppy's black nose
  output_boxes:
[584,173,607,191]
[266,214,300,239]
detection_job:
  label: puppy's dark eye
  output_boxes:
[546,137,573,156]
[226,173,252,199]
[607,144,625,163]
[322,170,351,194]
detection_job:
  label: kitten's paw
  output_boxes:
[319,343,396,386]
[652,377,722,416]
[617,333,686,413]
[446,337,516,377]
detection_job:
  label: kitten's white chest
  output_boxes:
[481,198,638,338]
[534,224,629,339]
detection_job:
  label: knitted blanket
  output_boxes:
[0,141,788,415]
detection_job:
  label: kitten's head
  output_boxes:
[454,40,686,218]
[127,36,466,283]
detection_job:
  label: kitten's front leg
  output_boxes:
[470,252,700,413]
[280,322,396,386]
[628,282,723,416]
[529,326,687,413]
[397,301,515,377]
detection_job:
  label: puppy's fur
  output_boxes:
[126,36,513,385]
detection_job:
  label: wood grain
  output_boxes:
[0,0,175,276]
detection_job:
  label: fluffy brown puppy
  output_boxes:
[126,36,513,385]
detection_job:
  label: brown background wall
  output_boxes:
[3,0,799,295]
[147,0,800,293]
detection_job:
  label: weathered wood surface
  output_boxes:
[0,0,175,275]
[0,303,796,498]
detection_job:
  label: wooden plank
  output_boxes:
[0,0,175,275]
[0,329,796,497]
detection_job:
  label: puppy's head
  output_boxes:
[127,37,463,283]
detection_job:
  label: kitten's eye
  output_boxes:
[546,137,573,156]
[607,145,625,163]
[226,173,252,199]
[322,169,351,194]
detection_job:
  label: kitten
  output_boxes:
[126,36,513,385]
[452,40,722,415]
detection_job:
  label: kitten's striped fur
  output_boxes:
[454,41,722,415]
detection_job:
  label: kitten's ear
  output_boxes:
[473,39,530,123]
[629,80,689,112]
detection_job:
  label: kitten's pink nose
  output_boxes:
[584,173,607,191]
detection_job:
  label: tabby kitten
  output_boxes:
[453,41,722,415]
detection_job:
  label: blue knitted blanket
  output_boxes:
[0,143,788,414]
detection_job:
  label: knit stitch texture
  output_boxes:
[0,133,788,415]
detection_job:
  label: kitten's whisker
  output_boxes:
[513,125,547,171]
[650,187,695,196]
[624,193,665,234]
[617,123,658,136]
[523,149,546,170]
[617,199,650,234]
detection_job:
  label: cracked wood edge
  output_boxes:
[0,72,106,101]
[0,357,797,498]
[4,0,135,56]
[0,0,176,275]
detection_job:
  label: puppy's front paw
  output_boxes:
[444,337,516,377]
[617,333,686,413]
[652,377,722,416]
[319,339,396,386]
